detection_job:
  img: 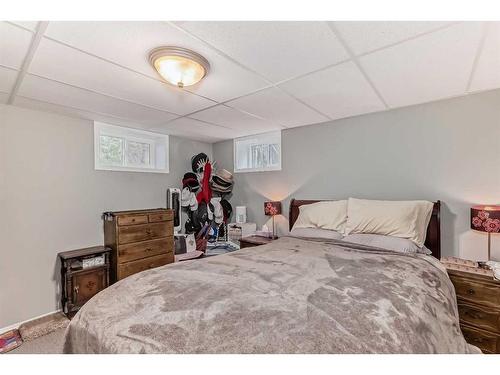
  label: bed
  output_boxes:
[63,199,479,354]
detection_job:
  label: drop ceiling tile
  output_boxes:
[0,66,18,93]
[0,22,33,69]
[44,21,268,102]
[0,92,8,104]
[279,61,385,120]
[13,96,158,130]
[29,38,214,115]
[469,22,500,93]
[334,21,454,55]
[226,87,329,128]
[150,117,236,143]
[178,21,349,82]
[359,22,483,108]
[18,74,178,126]
[189,105,282,135]
[9,21,39,31]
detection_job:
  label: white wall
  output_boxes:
[0,104,212,328]
[213,89,500,261]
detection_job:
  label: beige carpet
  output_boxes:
[19,312,69,342]
[8,328,66,354]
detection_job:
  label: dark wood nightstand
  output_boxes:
[239,235,277,249]
[58,246,111,318]
[447,268,500,353]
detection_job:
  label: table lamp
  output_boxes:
[471,205,500,261]
[264,201,281,239]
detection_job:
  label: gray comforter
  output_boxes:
[63,237,479,354]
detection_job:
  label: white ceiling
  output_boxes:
[1,21,499,143]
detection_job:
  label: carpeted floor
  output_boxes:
[8,328,66,354]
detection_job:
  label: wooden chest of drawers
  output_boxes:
[104,209,174,282]
[448,269,500,354]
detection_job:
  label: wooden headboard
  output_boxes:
[289,199,441,259]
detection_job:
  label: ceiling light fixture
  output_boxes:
[149,46,210,88]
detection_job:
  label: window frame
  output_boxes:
[94,122,169,174]
[233,130,282,173]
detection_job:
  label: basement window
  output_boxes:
[94,122,169,173]
[234,130,282,173]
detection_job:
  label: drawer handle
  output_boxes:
[146,248,153,252]
[467,288,475,295]
[472,337,484,344]
[131,218,136,222]
[74,285,79,295]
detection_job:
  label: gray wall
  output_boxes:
[214,89,500,261]
[0,104,212,329]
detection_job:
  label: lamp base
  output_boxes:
[488,232,491,262]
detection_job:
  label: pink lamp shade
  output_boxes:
[471,205,500,233]
[264,201,282,216]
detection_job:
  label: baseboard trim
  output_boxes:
[0,309,62,335]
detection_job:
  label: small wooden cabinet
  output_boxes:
[447,269,500,353]
[104,208,174,282]
[58,246,110,318]
[239,235,277,249]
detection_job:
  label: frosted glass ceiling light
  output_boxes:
[149,47,210,88]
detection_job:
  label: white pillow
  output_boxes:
[292,200,347,233]
[342,234,432,255]
[290,227,344,240]
[345,198,433,247]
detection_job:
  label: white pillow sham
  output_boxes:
[345,198,433,247]
[290,227,344,240]
[292,200,347,233]
[342,233,432,255]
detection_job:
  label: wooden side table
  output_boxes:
[446,268,500,353]
[58,246,111,318]
[239,235,277,249]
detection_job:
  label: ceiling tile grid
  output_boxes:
[0,22,34,69]
[189,104,283,135]
[44,21,270,102]
[226,87,329,128]
[358,22,484,108]
[0,66,19,94]
[177,21,350,83]
[13,96,163,130]
[17,75,179,125]
[469,22,500,93]
[333,21,455,56]
[150,117,236,143]
[8,21,40,32]
[1,21,499,143]
[279,61,386,120]
[29,37,215,116]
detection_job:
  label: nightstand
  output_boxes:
[447,268,500,353]
[239,235,277,249]
[58,246,111,318]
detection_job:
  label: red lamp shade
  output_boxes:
[471,205,500,233]
[264,201,281,216]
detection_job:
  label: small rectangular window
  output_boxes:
[94,122,169,173]
[234,130,282,173]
